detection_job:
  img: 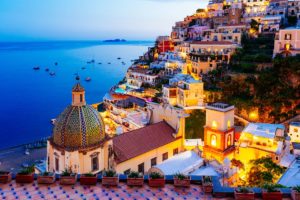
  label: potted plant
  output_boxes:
[262,184,283,200]
[59,168,77,185]
[37,171,55,184]
[292,185,300,200]
[173,173,190,187]
[102,169,118,186]
[127,171,144,186]
[234,187,255,200]
[16,166,35,183]
[0,171,12,184]
[80,172,97,185]
[202,176,213,193]
[148,172,165,187]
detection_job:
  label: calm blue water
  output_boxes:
[0,41,152,149]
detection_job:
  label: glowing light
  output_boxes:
[211,134,217,146]
[249,111,258,121]
[285,43,290,50]
[212,120,218,129]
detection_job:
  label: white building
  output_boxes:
[289,122,300,142]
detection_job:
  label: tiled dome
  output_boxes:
[52,104,105,150]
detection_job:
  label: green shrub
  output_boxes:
[128,171,143,178]
[103,169,117,177]
[149,172,163,179]
[174,172,189,180]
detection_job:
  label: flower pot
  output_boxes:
[234,191,255,200]
[173,177,190,187]
[262,191,282,200]
[127,177,144,187]
[148,178,165,187]
[80,175,97,185]
[16,173,34,184]
[0,172,12,184]
[37,174,55,184]
[59,175,77,185]
[292,190,300,200]
[202,183,213,193]
[102,176,119,186]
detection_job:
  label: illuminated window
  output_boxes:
[212,121,218,129]
[295,128,298,133]
[211,134,217,147]
[227,120,231,129]
[227,134,232,147]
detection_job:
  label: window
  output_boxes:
[151,157,157,167]
[173,148,179,155]
[124,169,131,175]
[211,134,217,147]
[212,121,218,129]
[91,156,99,172]
[55,157,59,172]
[227,134,232,147]
[80,94,83,102]
[138,163,144,174]
[294,128,299,133]
[285,34,292,40]
[227,120,231,129]
[162,152,168,161]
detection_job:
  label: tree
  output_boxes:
[246,157,285,187]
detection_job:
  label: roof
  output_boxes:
[242,123,285,139]
[278,159,300,187]
[291,122,300,127]
[190,166,219,177]
[292,142,300,150]
[72,83,85,92]
[150,151,203,175]
[190,41,235,45]
[113,121,178,164]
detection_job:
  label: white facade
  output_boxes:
[289,122,300,142]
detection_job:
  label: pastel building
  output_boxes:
[243,0,269,25]
[273,27,300,57]
[236,123,288,165]
[203,103,235,162]
[211,24,246,44]
[289,122,300,142]
[126,67,159,89]
[156,36,174,53]
[162,74,204,108]
[189,41,238,74]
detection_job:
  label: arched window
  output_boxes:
[227,134,232,147]
[211,134,217,147]
[80,94,83,102]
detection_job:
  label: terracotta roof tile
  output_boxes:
[113,121,179,163]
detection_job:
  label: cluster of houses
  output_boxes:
[44,0,300,188]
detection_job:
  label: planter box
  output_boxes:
[59,175,77,185]
[148,178,165,187]
[37,174,55,184]
[0,172,12,184]
[173,177,190,187]
[262,191,282,200]
[202,183,213,193]
[80,175,97,185]
[292,190,300,200]
[127,177,144,187]
[16,173,34,184]
[102,176,119,186]
[234,191,255,200]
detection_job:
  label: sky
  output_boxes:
[0,0,208,41]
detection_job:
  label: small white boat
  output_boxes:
[24,150,30,155]
[85,77,92,82]
[49,72,56,76]
[51,119,56,125]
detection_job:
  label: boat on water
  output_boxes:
[108,62,111,64]
[87,59,95,64]
[117,57,121,60]
[54,62,58,66]
[49,72,56,76]
[81,67,86,70]
[98,62,102,65]
[85,77,92,82]
[51,119,56,125]
[45,68,49,72]
[33,66,40,70]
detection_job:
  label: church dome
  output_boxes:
[52,83,106,150]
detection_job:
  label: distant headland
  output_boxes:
[103,39,127,42]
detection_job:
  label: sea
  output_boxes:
[0,41,153,149]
